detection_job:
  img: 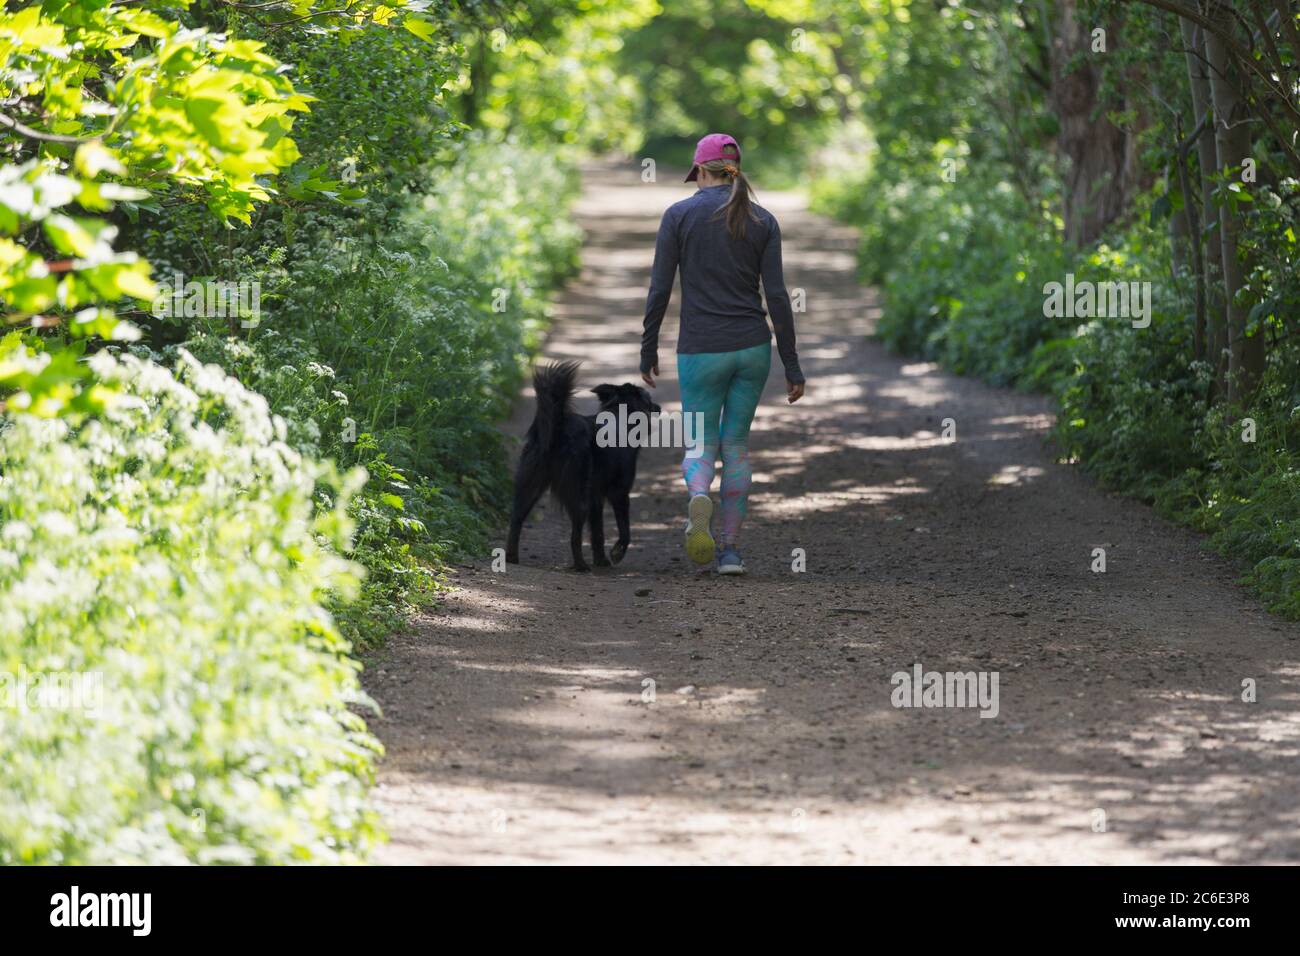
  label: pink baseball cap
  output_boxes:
[685,133,742,182]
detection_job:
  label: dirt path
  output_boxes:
[363,162,1300,865]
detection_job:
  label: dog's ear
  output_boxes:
[590,384,618,403]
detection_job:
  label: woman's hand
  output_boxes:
[642,365,658,388]
[787,379,805,403]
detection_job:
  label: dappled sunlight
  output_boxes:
[370,162,1300,866]
[376,618,1300,864]
[783,248,858,271]
[22,0,1298,872]
[750,480,930,515]
[988,413,1055,432]
[555,281,655,302]
[759,441,846,458]
[843,433,954,451]
[390,587,528,639]
[987,464,1046,487]
[451,661,642,683]
[800,344,851,361]
[799,371,868,403]
[873,380,961,409]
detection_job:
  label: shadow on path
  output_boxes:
[364,160,1300,865]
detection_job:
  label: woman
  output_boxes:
[640,132,806,576]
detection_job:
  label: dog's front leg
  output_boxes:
[505,517,523,565]
[505,504,531,565]
[609,489,631,564]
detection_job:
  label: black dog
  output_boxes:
[506,361,660,571]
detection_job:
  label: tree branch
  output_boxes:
[0,112,99,144]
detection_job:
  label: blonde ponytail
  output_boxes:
[699,158,759,240]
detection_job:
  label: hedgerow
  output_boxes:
[1,2,583,864]
[815,156,1300,619]
[0,341,380,864]
[174,136,581,645]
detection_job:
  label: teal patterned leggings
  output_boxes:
[677,341,770,547]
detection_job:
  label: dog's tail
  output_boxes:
[531,361,580,450]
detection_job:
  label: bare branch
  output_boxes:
[0,112,99,144]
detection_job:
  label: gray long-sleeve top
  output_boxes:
[640,185,805,384]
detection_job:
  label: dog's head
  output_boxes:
[591,382,661,416]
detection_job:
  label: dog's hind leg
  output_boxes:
[506,475,546,564]
[609,489,631,564]
[589,493,610,567]
[564,494,589,572]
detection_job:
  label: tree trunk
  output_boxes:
[1049,0,1134,245]
[1179,16,1224,383]
[1204,3,1265,404]
[1171,145,1203,362]
[462,37,492,130]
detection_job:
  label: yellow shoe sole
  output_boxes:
[684,495,715,565]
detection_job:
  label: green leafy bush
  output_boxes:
[817,158,1300,618]
[1153,375,1300,618]
[814,163,1070,388]
[172,136,581,644]
[1055,235,1205,499]
[0,341,380,864]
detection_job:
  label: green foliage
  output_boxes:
[102,8,583,645]
[455,0,653,151]
[821,141,1300,614]
[0,0,416,412]
[815,161,1069,388]
[0,0,585,865]
[1041,215,1206,499]
[813,0,1300,618]
[0,344,380,864]
[173,135,582,645]
[619,0,830,163]
[1151,373,1300,619]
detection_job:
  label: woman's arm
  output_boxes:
[760,218,806,398]
[640,208,681,384]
